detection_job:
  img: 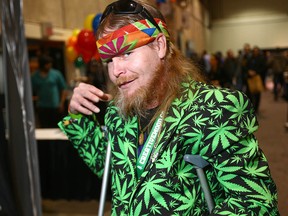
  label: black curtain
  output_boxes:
[1,0,42,215]
[0,94,18,216]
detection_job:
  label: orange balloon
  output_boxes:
[66,46,78,62]
[67,36,78,48]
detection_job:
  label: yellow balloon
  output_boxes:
[66,46,78,62]
[84,14,95,30]
[72,28,80,37]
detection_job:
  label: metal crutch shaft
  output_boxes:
[184,154,215,213]
[98,128,111,216]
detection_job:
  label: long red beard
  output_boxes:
[112,64,165,118]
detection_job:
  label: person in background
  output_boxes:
[235,43,252,92]
[199,50,211,75]
[59,0,279,215]
[246,46,267,114]
[283,50,288,101]
[31,55,67,128]
[208,53,221,87]
[222,49,238,89]
[268,49,288,101]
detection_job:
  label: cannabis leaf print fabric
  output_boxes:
[59,80,279,216]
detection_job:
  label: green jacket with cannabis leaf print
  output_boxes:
[59,80,279,216]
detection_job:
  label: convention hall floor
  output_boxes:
[42,85,288,216]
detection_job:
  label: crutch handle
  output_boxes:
[184,154,209,169]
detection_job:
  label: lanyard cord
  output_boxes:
[136,112,164,179]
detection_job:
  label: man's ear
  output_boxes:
[154,33,167,59]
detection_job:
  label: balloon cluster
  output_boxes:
[65,13,102,66]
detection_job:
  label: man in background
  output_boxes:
[269,49,288,101]
[31,55,67,128]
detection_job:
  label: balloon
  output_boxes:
[81,53,92,63]
[66,46,78,62]
[84,14,95,31]
[93,49,101,62]
[92,13,102,33]
[77,29,97,63]
[74,56,85,68]
[72,28,81,37]
[67,35,78,48]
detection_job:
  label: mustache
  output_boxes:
[115,75,138,86]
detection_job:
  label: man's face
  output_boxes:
[107,41,164,116]
[41,62,52,73]
[108,43,161,97]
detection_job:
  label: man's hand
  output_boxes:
[69,82,112,115]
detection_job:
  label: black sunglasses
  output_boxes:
[100,0,162,32]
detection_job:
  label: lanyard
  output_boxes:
[136,112,164,179]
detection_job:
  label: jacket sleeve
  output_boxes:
[58,114,108,178]
[209,134,279,215]
[197,89,279,215]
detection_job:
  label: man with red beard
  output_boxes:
[59,0,279,215]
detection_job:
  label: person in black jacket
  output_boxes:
[246,46,267,113]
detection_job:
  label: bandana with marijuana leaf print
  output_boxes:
[96,18,170,62]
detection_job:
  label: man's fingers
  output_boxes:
[81,90,100,103]
[70,98,100,115]
[77,83,111,102]
[70,83,111,115]
[99,93,113,102]
[81,99,100,113]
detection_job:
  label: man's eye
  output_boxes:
[123,52,132,58]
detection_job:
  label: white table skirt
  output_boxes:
[35,128,68,140]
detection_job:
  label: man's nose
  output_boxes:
[111,57,125,78]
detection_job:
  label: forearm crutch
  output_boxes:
[98,127,111,216]
[184,154,215,213]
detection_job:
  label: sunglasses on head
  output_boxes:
[100,0,162,32]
